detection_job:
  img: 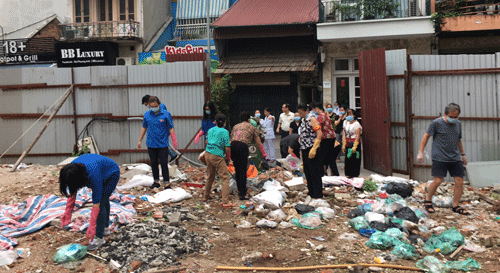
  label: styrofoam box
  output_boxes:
[466,161,500,188]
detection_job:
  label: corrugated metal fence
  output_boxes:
[0,62,207,165]
[385,50,500,181]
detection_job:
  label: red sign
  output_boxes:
[165,44,204,55]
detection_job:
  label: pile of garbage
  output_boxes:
[99,221,210,272]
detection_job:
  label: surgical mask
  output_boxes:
[446,117,458,124]
[150,107,160,112]
[255,114,261,118]
[346,116,354,121]
[339,111,345,115]
[326,108,333,113]
[294,117,301,122]
[205,110,211,115]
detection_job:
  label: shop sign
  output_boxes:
[138,52,167,65]
[55,41,118,67]
[165,44,204,55]
[0,39,56,65]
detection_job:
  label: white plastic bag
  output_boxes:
[256,219,278,229]
[268,209,287,222]
[252,190,286,210]
[236,220,252,228]
[286,154,302,171]
[365,212,385,223]
[127,164,152,172]
[314,207,335,219]
[147,188,193,204]
[338,233,359,240]
[263,180,288,192]
[279,221,294,229]
[432,195,453,208]
[0,250,18,266]
[116,175,154,190]
[309,199,330,208]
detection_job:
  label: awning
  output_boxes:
[217,53,317,74]
[176,0,230,20]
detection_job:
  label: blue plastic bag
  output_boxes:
[52,244,87,264]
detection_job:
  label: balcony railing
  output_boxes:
[59,21,141,41]
[322,0,430,22]
[174,18,216,40]
[436,0,500,15]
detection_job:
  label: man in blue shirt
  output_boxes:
[142,94,179,162]
[59,154,120,250]
[417,103,469,215]
[138,96,178,189]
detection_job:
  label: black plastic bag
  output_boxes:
[295,204,315,215]
[408,235,428,245]
[385,182,413,198]
[369,221,389,232]
[394,207,419,224]
[347,208,364,219]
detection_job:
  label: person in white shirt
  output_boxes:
[333,102,341,115]
[342,109,362,178]
[277,103,294,140]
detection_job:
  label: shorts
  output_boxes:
[431,160,465,178]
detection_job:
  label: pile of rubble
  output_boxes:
[100,220,210,272]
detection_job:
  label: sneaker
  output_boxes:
[163,182,171,189]
[88,237,106,251]
[104,227,111,236]
[149,181,161,189]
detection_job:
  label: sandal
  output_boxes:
[424,200,435,213]
[222,202,236,208]
[452,205,470,215]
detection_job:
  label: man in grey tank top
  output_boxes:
[417,103,469,215]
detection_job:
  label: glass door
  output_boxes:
[336,77,350,109]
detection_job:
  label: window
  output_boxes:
[120,0,135,21]
[75,0,90,23]
[99,0,113,21]
[335,59,349,71]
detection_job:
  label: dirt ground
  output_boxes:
[1,163,500,273]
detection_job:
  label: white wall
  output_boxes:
[141,0,170,46]
[0,0,72,33]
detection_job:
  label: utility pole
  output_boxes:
[206,0,212,83]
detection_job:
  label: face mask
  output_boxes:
[339,111,345,115]
[446,117,458,124]
[334,106,339,109]
[205,110,211,115]
[346,116,354,121]
[326,108,333,113]
[255,114,261,118]
[150,107,160,112]
[294,117,301,122]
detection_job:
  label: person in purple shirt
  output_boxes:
[59,154,120,250]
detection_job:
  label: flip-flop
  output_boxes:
[222,202,236,208]
[452,205,470,215]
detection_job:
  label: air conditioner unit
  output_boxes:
[409,0,426,16]
[116,57,134,66]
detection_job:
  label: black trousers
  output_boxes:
[279,129,289,140]
[301,147,323,198]
[148,147,170,182]
[318,138,339,176]
[230,141,249,198]
[345,146,361,178]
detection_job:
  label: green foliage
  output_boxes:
[432,0,464,32]
[71,143,90,157]
[329,0,400,21]
[362,179,378,192]
[211,74,235,127]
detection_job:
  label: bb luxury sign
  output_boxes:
[55,42,118,67]
[0,38,57,65]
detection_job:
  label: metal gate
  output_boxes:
[359,48,393,176]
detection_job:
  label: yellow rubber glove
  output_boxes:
[342,139,347,154]
[309,139,321,159]
[352,141,360,153]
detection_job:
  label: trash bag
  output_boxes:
[423,228,464,255]
[432,195,453,208]
[256,219,278,229]
[446,258,481,271]
[360,203,372,213]
[416,256,451,273]
[253,190,286,210]
[365,231,399,250]
[291,213,323,230]
[348,216,370,231]
[385,182,413,198]
[385,228,403,240]
[347,208,364,219]
[369,221,389,232]
[268,209,287,222]
[408,235,428,245]
[391,242,419,260]
[365,212,385,223]
[309,199,330,208]
[359,228,377,238]
[52,244,87,264]
[393,207,419,224]
[414,208,428,219]
[295,204,316,215]
[314,207,335,220]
